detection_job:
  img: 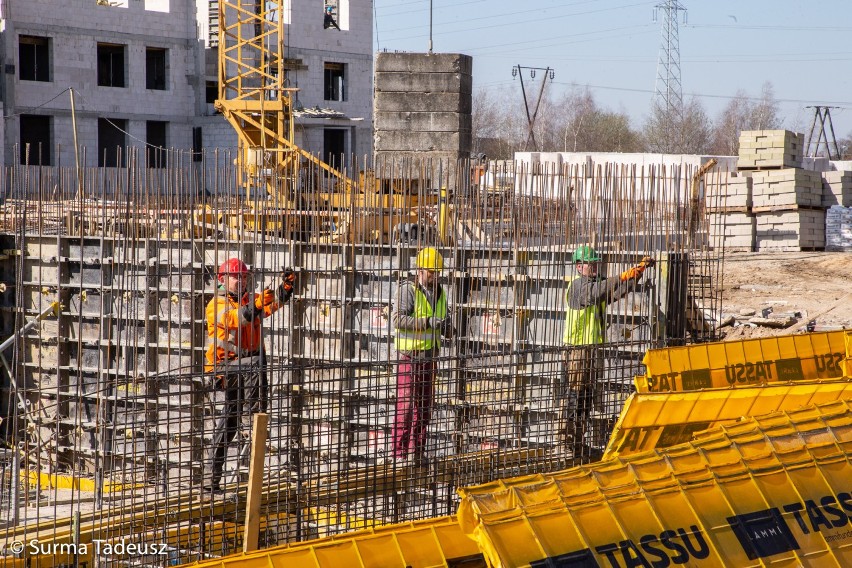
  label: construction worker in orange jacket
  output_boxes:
[204,257,296,492]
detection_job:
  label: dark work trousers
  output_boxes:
[392,354,435,460]
[209,355,265,488]
[559,346,603,453]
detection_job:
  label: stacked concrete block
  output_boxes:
[751,169,823,210]
[705,173,752,211]
[825,206,852,251]
[737,130,804,169]
[374,52,473,188]
[755,210,825,251]
[735,131,826,251]
[708,212,755,251]
[822,171,852,207]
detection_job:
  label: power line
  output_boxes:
[512,65,555,152]
[475,79,852,109]
[685,23,852,32]
[805,106,841,159]
[2,88,71,120]
[379,1,651,40]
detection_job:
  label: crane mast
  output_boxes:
[215,0,351,207]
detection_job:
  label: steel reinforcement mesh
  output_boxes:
[0,150,722,565]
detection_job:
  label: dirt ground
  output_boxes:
[717,251,852,341]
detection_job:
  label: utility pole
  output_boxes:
[805,106,841,160]
[428,0,433,53]
[652,0,687,153]
[512,65,555,152]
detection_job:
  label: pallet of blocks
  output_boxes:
[822,170,852,207]
[755,208,825,251]
[751,168,825,250]
[737,129,803,170]
[825,205,852,251]
[708,211,755,251]
[751,168,823,210]
[705,172,751,211]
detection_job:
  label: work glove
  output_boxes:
[277,268,297,303]
[620,256,655,282]
[255,288,277,310]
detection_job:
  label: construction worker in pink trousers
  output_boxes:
[391,247,452,465]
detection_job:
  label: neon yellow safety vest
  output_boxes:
[562,276,606,345]
[394,285,447,352]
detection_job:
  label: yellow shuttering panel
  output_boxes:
[187,515,484,568]
[604,380,852,459]
[457,401,852,568]
[637,329,847,393]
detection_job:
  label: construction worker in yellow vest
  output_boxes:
[561,245,653,458]
[391,247,452,465]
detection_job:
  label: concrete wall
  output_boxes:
[0,0,199,167]
[374,52,472,186]
[515,152,737,171]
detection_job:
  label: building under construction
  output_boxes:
[13,0,848,565]
[0,146,726,564]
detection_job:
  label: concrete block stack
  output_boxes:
[708,211,755,251]
[737,130,803,169]
[374,52,472,189]
[825,205,852,251]
[751,169,823,210]
[737,129,825,251]
[706,173,754,251]
[822,171,852,207]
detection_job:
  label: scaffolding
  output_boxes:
[0,150,723,565]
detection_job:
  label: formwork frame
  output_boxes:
[0,151,722,565]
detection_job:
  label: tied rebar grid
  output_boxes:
[0,149,722,565]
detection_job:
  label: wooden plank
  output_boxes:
[243,412,269,553]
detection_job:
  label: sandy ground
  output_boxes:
[717,251,852,341]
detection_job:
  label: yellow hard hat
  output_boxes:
[416,247,444,270]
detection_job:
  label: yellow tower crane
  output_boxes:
[206,0,439,242]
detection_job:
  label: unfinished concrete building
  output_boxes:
[0,0,198,167]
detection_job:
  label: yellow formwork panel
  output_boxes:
[187,515,483,568]
[846,331,852,378]
[638,329,847,393]
[457,401,852,568]
[21,471,139,493]
[605,381,852,459]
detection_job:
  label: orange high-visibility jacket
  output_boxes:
[205,289,278,371]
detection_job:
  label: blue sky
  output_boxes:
[374,0,852,141]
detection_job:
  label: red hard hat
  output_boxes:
[218,258,249,280]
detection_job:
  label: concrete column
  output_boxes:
[373,52,473,190]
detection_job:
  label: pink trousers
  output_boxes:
[392,355,435,459]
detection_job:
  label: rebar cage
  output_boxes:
[0,149,723,565]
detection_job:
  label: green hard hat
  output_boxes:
[572,246,601,263]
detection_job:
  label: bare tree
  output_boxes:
[557,88,597,152]
[708,90,751,155]
[549,87,641,152]
[708,82,782,155]
[749,82,781,131]
[472,87,524,159]
[837,134,852,160]
[643,96,711,154]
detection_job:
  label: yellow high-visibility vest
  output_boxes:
[562,276,606,345]
[394,285,447,351]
